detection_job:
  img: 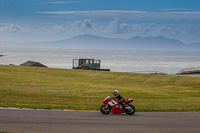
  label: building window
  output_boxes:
[95,60,100,63]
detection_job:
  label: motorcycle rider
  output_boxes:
[112,90,125,109]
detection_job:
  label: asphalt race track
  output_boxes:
[0,108,199,133]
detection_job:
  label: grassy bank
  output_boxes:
[0,65,200,111]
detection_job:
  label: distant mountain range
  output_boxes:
[1,34,200,51]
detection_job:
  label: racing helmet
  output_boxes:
[113,90,119,97]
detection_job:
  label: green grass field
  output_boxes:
[0,65,200,111]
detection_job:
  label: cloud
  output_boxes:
[158,26,173,35]
[0,19,94,35]
[1,18,200,43]
[51,25,66,33]
[68,19,94,29]
[37,10,200,20]
[47,19,94,34]
[180,31,187,35]
[82,19,94,29]
[107,18,131,33]
[43,1,79,4]
[161,8,188,11]
[0,23,26,33]
[37,10,146,15]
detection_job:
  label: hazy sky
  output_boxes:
[1,0,200,43]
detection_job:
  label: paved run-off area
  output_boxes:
[0,108,199,133]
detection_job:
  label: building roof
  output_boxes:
[20,61,47,67]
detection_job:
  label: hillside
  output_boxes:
[46,34,200,51]
[0,65,200,111]
[1,34,200,51]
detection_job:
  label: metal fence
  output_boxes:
[178,67,200,74]
[132,71,165,74]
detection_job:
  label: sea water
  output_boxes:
[1,47,200,74]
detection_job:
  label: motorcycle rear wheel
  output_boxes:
[100,105,111,114]
[124,105,135,115]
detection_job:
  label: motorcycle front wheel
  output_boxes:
[124,105,135,115]
[100,105,111,114]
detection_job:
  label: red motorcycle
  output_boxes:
[100,96,135,115]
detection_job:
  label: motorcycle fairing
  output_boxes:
[124,99,133,104]
[111,104,125,113]
[108,100,118,106]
